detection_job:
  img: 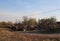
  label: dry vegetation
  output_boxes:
[0,17,60,41]
[0,28,60,41]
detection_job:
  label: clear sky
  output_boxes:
[0,0,60,22]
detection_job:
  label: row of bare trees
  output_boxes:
[0,16,59,33]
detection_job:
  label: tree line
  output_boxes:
[0,16,60,33]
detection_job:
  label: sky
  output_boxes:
[0,0,60,22]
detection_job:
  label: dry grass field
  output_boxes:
[0,28,60,41]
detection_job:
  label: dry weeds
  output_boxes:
[0,29,60,41]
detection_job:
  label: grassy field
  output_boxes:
[0,28,60,41]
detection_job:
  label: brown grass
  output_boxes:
[0,28,60,41]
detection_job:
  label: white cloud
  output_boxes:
[0,9,41,22]
[0,9,60,22]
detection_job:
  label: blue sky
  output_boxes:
[0,0,60,22]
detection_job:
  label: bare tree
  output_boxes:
[38,17,57,31]
[28,18,37,30]
[22,16,28,31]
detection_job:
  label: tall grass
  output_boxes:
[0,28,60,41]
